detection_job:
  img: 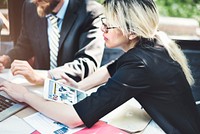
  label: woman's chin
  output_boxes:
[105,44,114,48]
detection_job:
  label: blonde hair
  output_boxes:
[103,0,194,85]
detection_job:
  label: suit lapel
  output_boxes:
[59,0,80,49]
[38,17,50,63]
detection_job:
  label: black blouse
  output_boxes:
[74,42,200,134]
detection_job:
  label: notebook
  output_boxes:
[101,98,151,133]
[0,77,27,121]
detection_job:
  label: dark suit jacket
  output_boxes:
[7,0,104,80]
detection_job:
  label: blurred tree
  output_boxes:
[155,0,200,24]
[96,0,104,4]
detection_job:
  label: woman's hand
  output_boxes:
[0,81,29,102]
[10,60,44,85]
[57,73,78,89]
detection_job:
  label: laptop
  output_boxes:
[0,77,27,121]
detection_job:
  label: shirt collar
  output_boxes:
[56,0,69,20]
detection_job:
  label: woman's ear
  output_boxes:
[128,33,137,40]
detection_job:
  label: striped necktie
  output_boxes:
[48,15,60,69]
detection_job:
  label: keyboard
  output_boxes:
[0,76,27,121]
[0,94,27,121]
[0,94,16,112]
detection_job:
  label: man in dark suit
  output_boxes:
[0,0,104,83]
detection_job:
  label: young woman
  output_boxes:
[0,0,200,133]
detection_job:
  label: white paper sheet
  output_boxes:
[23,112,84,134]
[0,115,34,134]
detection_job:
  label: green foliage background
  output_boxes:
[96,0,200,24]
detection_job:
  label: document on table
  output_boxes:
[23,112,84,134]
[142,120,166,134]
[0,115,34,134]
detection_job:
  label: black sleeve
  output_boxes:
[7,0,34,61]
[73,56,149,128]
[74,78,134,128]
[107,60,117,76]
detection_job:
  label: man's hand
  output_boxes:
[0,55,11,72]
[11,60,44,85]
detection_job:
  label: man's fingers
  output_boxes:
[11,65,29,75]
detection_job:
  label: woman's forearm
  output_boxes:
[23,92,83,128]
[78,66,110,91]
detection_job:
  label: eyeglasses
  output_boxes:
[101,18,117,33]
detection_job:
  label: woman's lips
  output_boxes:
[103,35,108,41]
